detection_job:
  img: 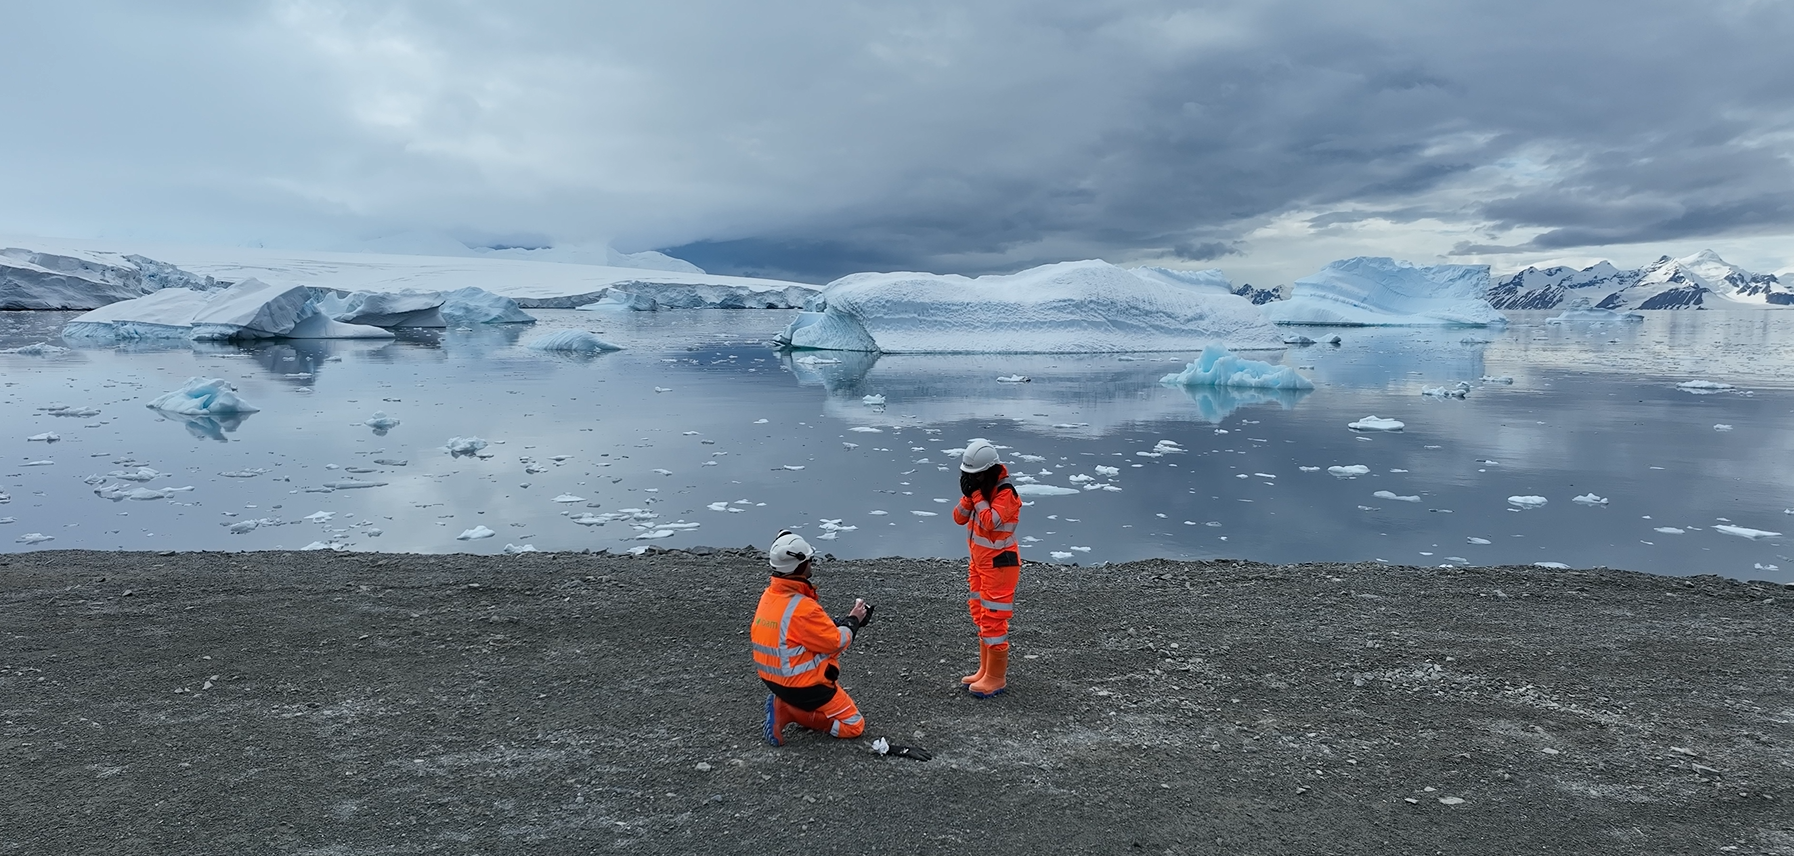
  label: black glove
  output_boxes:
[858,603,875,629]
[887,744,930,761]
[834,613,862,636]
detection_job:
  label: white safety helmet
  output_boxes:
[768,530,816,574]
[960,438,1001,473]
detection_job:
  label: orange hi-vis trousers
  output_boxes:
[967,562,1018,650]
[773,688,865,738]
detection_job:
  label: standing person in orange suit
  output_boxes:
[952,438,1022,698]
[752,530,874,746]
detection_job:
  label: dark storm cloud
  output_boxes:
[2,1,1792,278]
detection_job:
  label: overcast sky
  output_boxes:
[5,1,1793,284]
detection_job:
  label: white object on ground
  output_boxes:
[1348,416,1404,432]
[456,525,496,540]
[1159,344,1313,390]
[776,259,1281,353]
[147,377,260,416]
[1507,496,1549,509]
[1572,494,1609,505]
[525,330,623,352]
[1263,257,1506,327]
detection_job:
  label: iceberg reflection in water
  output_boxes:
[1176,385,1311,423]
[155,410,255,442]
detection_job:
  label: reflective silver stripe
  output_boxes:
[762,593,823,679]
[757,659,822,678]
[980,598,1013,612]
[842,713,863,725]
[752,642,808,658]
[981,634,1008,646]
[970,533,1018,549]
[829,719,842,736]
[836,625,852,650]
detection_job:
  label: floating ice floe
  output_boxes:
[910,510,938,517]
[1016,484,1080,497]
[1572,494,1609,506]
[456,525,496,541]
[1466,537,1492,544]
[1676,380,1734,393]
[776,259,1281,353]
[1481,376,1514,384]
[1158,344,1313,390]
[1653,526,1685,534]
[15,533,53,544]
[525,330,623,352]
[94,484,193,501]
[1421,382,1471,398]
[502,543,539,554]
[1713,524,1780,540]
[1713,424,1733,432]
[445,436,489,456]
[1373,490,1421,502]
[1533,562,1571,569]
[227,517,281,534]
[26,432,58,442]
[41,404,100,417]
[146,377,260,416]
[1093,465,1120,477]
[319,287,534,326]
[1050,551,1073,559]
[0,342,69,355]
[849,426,882,433]
[1348,416,1404,432]
[1507,495,1549,509]
[21,460,53,467]
[189,279,394,341]
[794,355,841,365]
[61,287,215,341]
[364,411,400,433]
[862,394,886,406]
[996,375,1031,383]
[1263,257,1506,327]
[552,494,586,503]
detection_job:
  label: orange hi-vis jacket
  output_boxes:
[953,464,1022,568]
[751,575,853,690]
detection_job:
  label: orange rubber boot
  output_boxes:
[763,695,796,746]
[960,645,989,685]
[968,646,1009,698]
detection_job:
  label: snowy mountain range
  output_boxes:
[1487,250,1793,310]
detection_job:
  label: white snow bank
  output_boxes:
[1159,344,1314,390]
[146,378,260,416]
[525,330,623,352]
[1546,307,1644,324]
[1348,416,1405,432]
[776,259,1282,353]
[1264,257,1506,327]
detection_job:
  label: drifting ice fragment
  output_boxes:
[445,436,489,456]
[1507,496,1548,509]
[1572,494,1609,506]
[1713,424,1733,432]
[996,375,1031,383]
[502,543,539,554]
[1093,465,1120,477]
[1016,484,1080,497]
[910,510,938,517]
[1421,382,1471,398]
[365,411,401,432]
[1466,537,1491,544]
[146,377,260,416]
[1373,490,1421,502]
[1714,524,1780,540]
[16,533,52,544]
[794,355,841,365]
[1348,416,1404,432]
[456,525,496,540]
[1299,466,1320,472]
[1328,465,1370,477]
[0,342,70,355]
[1481,376,1514,384]
[304,511,335,522]
[862,394,886,406]
[26,432,58,442]
[1533,562,1570,569]
[525,330,623,352]
[1050,551,1073,559]
[1653,527,1685,534]
[553,494,586,503]
[1676,380,1734,393]
[1264,257,1506,326]
[1159,345,1313,390]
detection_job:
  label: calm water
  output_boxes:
[2,308,1790,583]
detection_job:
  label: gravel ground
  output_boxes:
[3,548,1792,855]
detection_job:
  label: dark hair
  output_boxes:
[959,466,1002,499]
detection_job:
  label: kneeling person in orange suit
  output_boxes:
[753,530,874,746]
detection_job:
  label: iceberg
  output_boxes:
[446,436,489,457]
[580,281,819,311]
[0,342,69,355]
[775,260,1282,353]
[189,278,389,340]
[146,378,260,416]
[364,411,400,434]
[525,330,623,352]
[1507,495,1549,509]
[1347,416,1404,432]
[316,289,449,327]
[1,248,215,310]
[440,287,535,324]
[1264,257,1506,327]
[1159,345,1314,390]
[1015,483,1080,497]
[61,287,214,342]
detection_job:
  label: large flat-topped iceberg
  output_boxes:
[777,260,1282,353]
[66,279,392,342]
[315,287,535,327]
[1,247,216,310]
[61,288,214,341]
[580,281,819,311]
[1265,257,1506,327]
